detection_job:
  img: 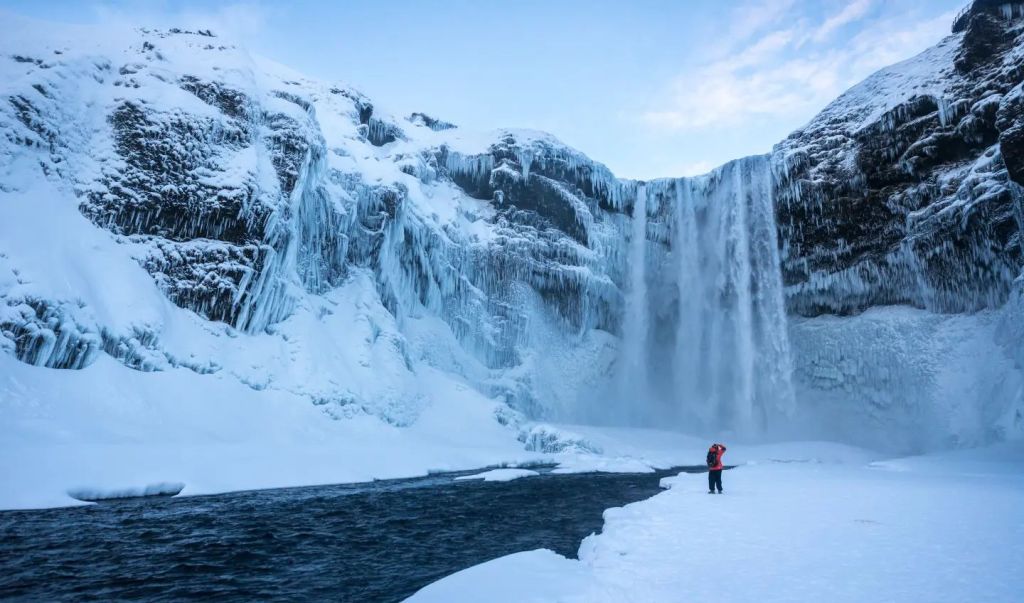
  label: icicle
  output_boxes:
[516,148,533,181]
[444,150,495,185]
[233,131,346,332]
[937,97,950,127]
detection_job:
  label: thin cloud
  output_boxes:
[723,0,799,47]
[642,3,956,133]
[847,8,958,71]
[812,0,873,43]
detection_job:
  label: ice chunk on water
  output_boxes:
[454,469,539,482]
[67,482,185,502]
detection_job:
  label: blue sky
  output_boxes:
[2,0,967,178]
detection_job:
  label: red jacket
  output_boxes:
[709,444,726,471]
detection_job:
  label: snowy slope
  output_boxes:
[409,443,1024,603]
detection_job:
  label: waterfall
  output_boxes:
[672,156,795,434]
[617,184,650,421]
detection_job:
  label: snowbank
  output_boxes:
[0,350,542,510]
[410,444,1024,602]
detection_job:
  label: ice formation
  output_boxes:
[453,468,539,482]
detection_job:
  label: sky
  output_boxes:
[0,0,968,179]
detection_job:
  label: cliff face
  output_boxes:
[1,3,1022,449]
[774,2,1024,316]
[0,23,633,426]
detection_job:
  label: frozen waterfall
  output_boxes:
[671,156,795,434]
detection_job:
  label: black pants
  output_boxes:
[708,469,723,492]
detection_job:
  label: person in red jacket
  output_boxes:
[707,443,727,494]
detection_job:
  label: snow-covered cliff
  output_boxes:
[1,0,1023,475]
[774,0,1024,448]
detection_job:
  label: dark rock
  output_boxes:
[141,239,266,325]
[180,75,251,120]
[997,85,1024,185]
[81,101,265,245]
[955,11,1010,73]
[409,112,456,131]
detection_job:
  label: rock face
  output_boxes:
[775,2,1024,316]
[1,2,1022,449]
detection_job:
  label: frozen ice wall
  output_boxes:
[787,306,1023,452]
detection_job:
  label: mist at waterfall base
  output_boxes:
[576,156,797,440]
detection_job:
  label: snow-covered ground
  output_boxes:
[0,356,770,510]
[410,442,1024,603]
[0,345,543,510]
[0,351,874,512]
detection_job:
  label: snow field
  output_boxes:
[410,443,1024,603]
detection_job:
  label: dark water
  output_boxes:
[0,466,701,602]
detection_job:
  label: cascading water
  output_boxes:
[672,156,795,434]
[616,184,650,422]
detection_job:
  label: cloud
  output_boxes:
[722,28,798,71]
[811,0,873,43]
[723,0,799,47]
[846,8,958,72]
[641,2,956,133]
[642,53,843,130]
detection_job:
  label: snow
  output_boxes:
[0,348,543,510]
[410,443,1024,603]
[454,468,539,482]
[788,305,1024,452]
[0,165,556,504]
